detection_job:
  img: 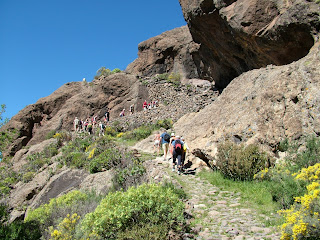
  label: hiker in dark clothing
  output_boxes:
[172,136,184,175]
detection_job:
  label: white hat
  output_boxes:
[176,136,180,139]
[171,133,175,136]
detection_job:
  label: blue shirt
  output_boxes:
[160,132,170,144]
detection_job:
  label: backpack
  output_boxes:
[163,133,170,142]
[174,140,182,154]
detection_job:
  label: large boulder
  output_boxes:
[179,0,320,88]
[174,41,320,157]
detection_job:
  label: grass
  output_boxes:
[198,170,282,226]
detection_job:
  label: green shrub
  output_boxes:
[104,126,117,136]
[63,152,87,168]
[45,130,56,140]
[42,142,59,158]
[117,222,169,240]
[268,170,307,209]
[113,163,146,190]
[80,183,185,239]
[0,166,19,198]
[216,142,271,181]
[153,73,169,81]
[0,204,41,240]
[287,136,320,172]
[89,148,122,173]
[167,72,181,87]
[278,138,289,152]
[155,119,173,130]
[25,153,50,172]
[22,172,35,183]
[25,190,102,238]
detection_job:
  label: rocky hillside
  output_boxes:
[1,0,320,238]
[174,41,320,160]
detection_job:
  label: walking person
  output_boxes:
[119,109,125,117]
[74,117,80,132]
[99,121,105,136]
[105,109,110,123]
[172,136,184,174]
[154,131,161,155]
[181,137,189,171]
[129,104,134,115]
[160,130,171,161]
[169,133,176,160]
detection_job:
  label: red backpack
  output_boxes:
[175,140,182,154]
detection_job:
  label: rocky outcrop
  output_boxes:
[179,0,320,88]
[1,73,148,156]
[174,41,320,158]
[126,26,200,79]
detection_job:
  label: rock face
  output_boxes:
[2,73,148,156]
[174,41,320,157]
[178,0,320,88]
[126,26,200,80]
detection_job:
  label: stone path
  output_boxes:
[174,172,281,240]
[139,146,282,240]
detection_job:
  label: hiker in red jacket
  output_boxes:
[143,100,148,111]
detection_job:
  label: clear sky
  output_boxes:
[0,0,186,120]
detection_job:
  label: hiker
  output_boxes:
[169,133,176,159]
[143,100,148,111]
[129,104,134,115]
[154,132,161,155]
[92,115,98,128]
[181,137,189,171]
[84,118,89,132]
[120,109,125,117]
[87,121,93,135]
[74,117,80,132]
[172,136,184,174]
[99,121,105,136]
[160,130,171,161]
[105,109,110,123]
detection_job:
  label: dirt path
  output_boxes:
[142,153,281,240]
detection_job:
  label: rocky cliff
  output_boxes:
[174,41,320,159]
[179,0,320,88]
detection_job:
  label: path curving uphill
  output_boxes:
[141,147,281,240]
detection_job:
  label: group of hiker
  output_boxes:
[154,130,189,175]
[143,100,159,111]
[73,110,110,136]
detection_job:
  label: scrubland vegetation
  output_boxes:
[1,103,320,239]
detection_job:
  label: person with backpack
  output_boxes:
[160,130,170,161]
[181,137,189,171]
[99,121,105,136]
[172,136,184,174]
[87,121,93,135]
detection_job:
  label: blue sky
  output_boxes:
[0,0,186,120]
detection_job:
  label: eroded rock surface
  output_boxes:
[174,41,320,157]
[179,0,320,88]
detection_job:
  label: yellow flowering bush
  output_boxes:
[88,148,96,159]
[117,132,124,138]
[49,213,80,240]
[279,164,320,239]
[294,163,320,183]
[254,168,271,181]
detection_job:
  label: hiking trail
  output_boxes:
[141,150,281,240]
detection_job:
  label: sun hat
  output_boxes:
[171,133,175,136]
